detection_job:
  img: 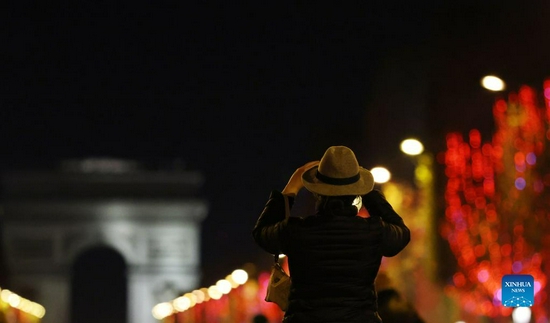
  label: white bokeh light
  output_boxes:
[512,307,531,323]
[481,75,506,91]
[216,280,232,294]
[371,167,391,184]
[151,302,173,320]
[173,296,191,312]
[231,269,248,285]
[208,285,223,300]
[400,139,424,156]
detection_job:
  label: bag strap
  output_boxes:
[273,193,292,264]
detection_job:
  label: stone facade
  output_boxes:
[0,159,208,323]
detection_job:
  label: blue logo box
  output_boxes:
[502,274,534,307]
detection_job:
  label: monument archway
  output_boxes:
[0,159,208,323]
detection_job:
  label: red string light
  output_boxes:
[442,84,550,321]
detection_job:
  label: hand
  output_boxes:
[282,161,319,196]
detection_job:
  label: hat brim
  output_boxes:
[301,166,375,196]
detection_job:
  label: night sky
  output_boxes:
[3,1,550,286]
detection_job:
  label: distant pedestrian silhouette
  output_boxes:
[252,313,269,323]
[377,288,425,323]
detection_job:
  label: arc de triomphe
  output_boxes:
[0,159,208,323]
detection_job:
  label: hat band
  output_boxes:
[315,171,360,185]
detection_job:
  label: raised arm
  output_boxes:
[252,161,319,254]
[362,189,410,256]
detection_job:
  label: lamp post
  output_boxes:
[399,138,437,278]
[397,138,450,320]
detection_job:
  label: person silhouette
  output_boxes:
[377,288,425,323]
[253,146,411,323]
[252,313,269,323]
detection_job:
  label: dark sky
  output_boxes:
[3,1,550,285]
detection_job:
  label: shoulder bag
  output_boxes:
[265,254,291,311]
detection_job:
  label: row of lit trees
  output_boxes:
[0,286,45,323]
[441,82,550,323]
[372,77,550,323]
[152,265,284,323]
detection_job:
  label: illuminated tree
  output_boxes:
[441,82,550,322]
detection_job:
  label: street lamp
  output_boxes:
[397,137,438,316]
[400,138,424,156]
[481,75,506,91]
[371,166,391,184]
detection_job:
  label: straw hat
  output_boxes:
[302,146,374,196]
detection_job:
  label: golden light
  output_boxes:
[192,289,206,303]
[216,279,232,294]
[1,289,12,303]
[19,299,32,313]
[183,293,197,307]
[151,302,173,320]
[151,267,253,320]
[207,286,223,300]
[0,288,45,319]
[481,75,505,91]
[8,293,21,308]
[415,162,432,182]
[30,303,46,318]
[231,269,248,285]
[225,275,239,288]
[200,287,211,302]
[173,296,191,312]
[371,167,391,184]
[400,138,424,156]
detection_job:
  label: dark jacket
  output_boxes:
[252,189,410,323]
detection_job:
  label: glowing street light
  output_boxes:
[216,280,232,294]
[207,285,223,300]
[400,139,424,156]
[151,302,173,320]
[512,307,531,323]
[173,296,191,312]
[231,269,248,285]
[371,167,391,184]
[481,75,505,91]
